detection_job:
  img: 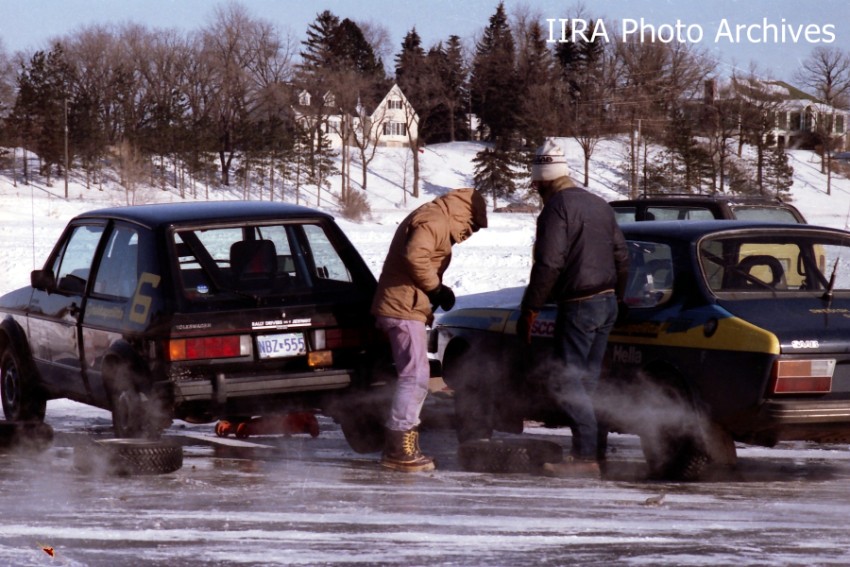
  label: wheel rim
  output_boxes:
[114,390,139,437]
[1,360,20,415]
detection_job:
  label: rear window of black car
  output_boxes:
[699,233,850,294]
[172,221,361,301]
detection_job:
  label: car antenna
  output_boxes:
[823,258,839,304]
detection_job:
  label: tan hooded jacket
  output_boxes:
[371,188,487,324]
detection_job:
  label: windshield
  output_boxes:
[699,232,850,295]
[172,221,362,302]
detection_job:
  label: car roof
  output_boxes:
[74,201,333,229]
[610,194,790,205]
[619,220,848,240]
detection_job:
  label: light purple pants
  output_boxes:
[376,316,430,432]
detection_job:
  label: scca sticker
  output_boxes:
[531,318,555,338]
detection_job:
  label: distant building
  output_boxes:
[293,84,418,149]
[727,78,849,151]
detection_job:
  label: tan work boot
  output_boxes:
[381,428,436,472]
[541,457,601,479]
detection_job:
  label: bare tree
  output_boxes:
[349,82,388,190]
[200,3,284,186]
[702,80,740,193]
[796,46,850,109]
[795,46,850,189]
[733,69,786,195]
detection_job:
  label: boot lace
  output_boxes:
[401,430,419,456]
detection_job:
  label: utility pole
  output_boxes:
[64,98,69,199]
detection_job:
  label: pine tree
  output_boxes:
[444,36,470,142]
[472,145,518,208]
[300,11,341,74]
[516,20,564,146]
[766,145,794,198]
[10,45,73,184]
[471,2,519,143]
[395,28,426,90]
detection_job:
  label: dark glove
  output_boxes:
[427,284,456,311]
[516,309,539,345]
[615,301,629,326]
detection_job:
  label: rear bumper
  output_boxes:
[171,369,353,404]
[762,399,850,424]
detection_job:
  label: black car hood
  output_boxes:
[717,296,850,353]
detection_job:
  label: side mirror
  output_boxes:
[31,269,56,291]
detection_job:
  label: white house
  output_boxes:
[729,79,848,151]
[294,83,419,149]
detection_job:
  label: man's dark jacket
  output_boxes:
[522,182,629,311]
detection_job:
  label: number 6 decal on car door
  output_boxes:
[130,272,162,325]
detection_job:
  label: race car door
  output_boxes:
[28,222,105,399]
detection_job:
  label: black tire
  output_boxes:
[458,438,563,474]
[640,431,710,481]
[107,361,165,439]
[636,371,710,481]
[339,412,385,453]
[0,346,46,422]
[444,343,497,443]
[74,438,183,476]
[0,420,53,451]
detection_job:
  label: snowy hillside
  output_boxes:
[1,138,849,308]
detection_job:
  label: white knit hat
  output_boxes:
[531,139,570,181]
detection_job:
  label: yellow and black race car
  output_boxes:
[431,220,850,480]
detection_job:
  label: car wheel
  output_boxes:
[338,412,385,453]
[112,387,145,438]
[107,361,165,439]
[636,371,711,481]
[443,342,497,443]
[0,346,46,422]
[73,438,183,475]
[0,420,53,451]
[458,438,563,474]
[640,429,710,481]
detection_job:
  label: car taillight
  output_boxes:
[771,359,835,394]
[169,335,252,361]
[313,328,364,349]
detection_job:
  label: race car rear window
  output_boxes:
[171,221,358,301]
[699,233,850,293]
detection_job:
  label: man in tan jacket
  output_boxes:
[372,188,488,472]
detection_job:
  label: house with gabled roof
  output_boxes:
[293,83,418,150]
[729,78,848,151]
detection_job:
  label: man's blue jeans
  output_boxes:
[550,293,617,460]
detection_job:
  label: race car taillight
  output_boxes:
[771,359,836,394]
[312,328,363,349]
[169,335,252,361]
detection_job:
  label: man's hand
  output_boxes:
[516,309,539,344]
[427,284,456,311]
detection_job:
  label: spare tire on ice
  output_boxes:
[0,420,53,452]
[458,438,563,474]
[74,438,183,476]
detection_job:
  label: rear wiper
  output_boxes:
[822,258,839,304]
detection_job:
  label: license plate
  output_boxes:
[256,333,307,359]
